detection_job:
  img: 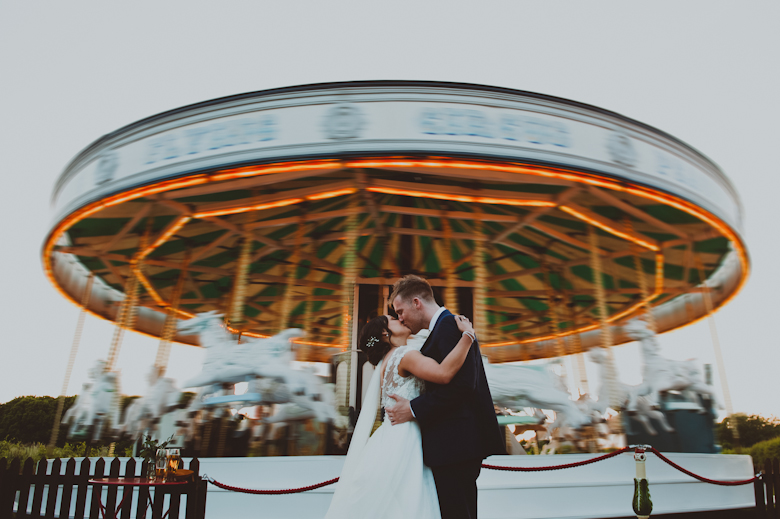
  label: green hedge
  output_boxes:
[0,440,117,463]
[750,436,780,468]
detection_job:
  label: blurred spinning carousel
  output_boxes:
[43,81,748,457]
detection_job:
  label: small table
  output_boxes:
[88,477,188,519]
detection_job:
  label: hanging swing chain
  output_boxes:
[473,207,489,342]
[541,259,566,358]
[49,274,95,449]
[694,253,735,419]
[441,207,458,316]
[155,251,191,375]
[229,233,254,329]
[279,214,306,332]
[623,217,656,331]
[588,225,622,411]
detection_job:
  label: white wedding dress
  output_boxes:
[324,334,441,519]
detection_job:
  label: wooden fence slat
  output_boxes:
[136,460,151,519]
[89,458,106,519]
[771,458,780,519]
[74,458,91,519]
[59,458,77,519]
[151,480,165,519]
[0,458,12,519]
[766,460,776,517]
[120,458,137,519]
[45,458,62,518]
[168,489,182,519]
[31,458,47,518]
[104,458,122,516]
[187,459,207,519]
[756,469,767,519]
[16,457,36,518]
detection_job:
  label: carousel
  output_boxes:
[43,81,754,518]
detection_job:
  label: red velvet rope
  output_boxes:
[205,475,340,494]
[647,447,758,486]
[481,446,631,472]
[203,445,759,494]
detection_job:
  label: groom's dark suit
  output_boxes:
[410,309,505,519]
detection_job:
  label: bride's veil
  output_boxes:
[338,357,383,482]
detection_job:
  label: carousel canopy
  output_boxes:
[43,81,748,362]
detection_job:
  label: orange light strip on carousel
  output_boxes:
[43,156,748,349]
[366,186,557,208]
[138,216,192,260]
[558,206,660,252]
[210,160,339,182]
[193,198,304,219]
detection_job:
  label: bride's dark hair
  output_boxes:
[359,315,393,366]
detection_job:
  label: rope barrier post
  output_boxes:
[632,446,653,519]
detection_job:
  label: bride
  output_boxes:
[324,313,476,519]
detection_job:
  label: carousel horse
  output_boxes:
[623,318,720,412]
[484,362,592,430]
[178,311,343,426]
[588,346,675,436]
[116,365,181,439]
[61,359,121,440]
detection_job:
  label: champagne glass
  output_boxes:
[167,448,181,477]
[155,449,167,481]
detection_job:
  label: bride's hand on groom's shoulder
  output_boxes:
[455,314,474,335]
[386,394,413,426]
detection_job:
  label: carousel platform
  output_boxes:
[198,453,756,519]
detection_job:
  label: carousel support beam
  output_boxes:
[586,185,690,240]
[99,204,151,253]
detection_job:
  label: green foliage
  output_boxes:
[749,436,780,468]
[717,414,780,450]
[0,439,113,463]
[632,478,653,516]
[0,395,76,445]
[137,434,174,466]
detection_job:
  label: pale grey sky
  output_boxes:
[1,1,777,417]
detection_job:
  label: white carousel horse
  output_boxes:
[623,318,720,412]
[116,365,181,439]
[61,359,121,440]
[484,362,592,430]
[178,311,343,426]
[588,347,674,436]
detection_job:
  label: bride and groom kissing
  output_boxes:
[325,275,505,519]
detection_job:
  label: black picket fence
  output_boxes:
[0,457,207,519]
[755,458,780,519]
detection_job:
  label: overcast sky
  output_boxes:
[1,2,778,419]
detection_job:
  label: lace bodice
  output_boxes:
[381,345,426,408]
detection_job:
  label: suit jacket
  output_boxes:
[410,309,505,467]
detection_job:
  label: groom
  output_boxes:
[386,275,505,519]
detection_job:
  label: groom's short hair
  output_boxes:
[392,275,435,304]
